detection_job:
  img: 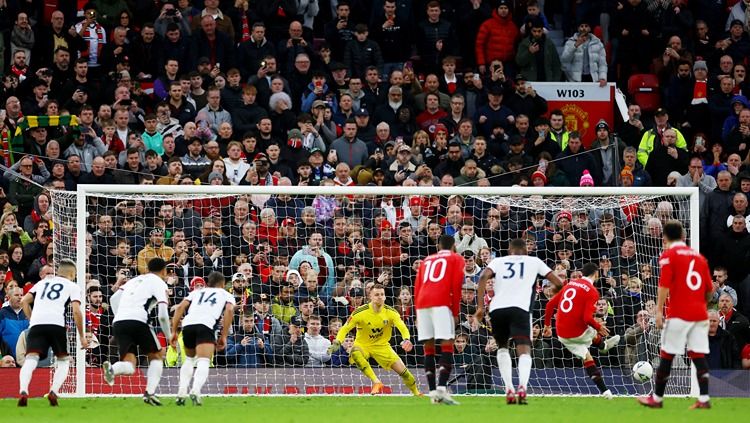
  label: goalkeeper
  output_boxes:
[327,283,421,396]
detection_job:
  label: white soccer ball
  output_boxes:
[632,361,653,382]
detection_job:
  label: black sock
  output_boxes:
[437,352,453,388]
[424,354,437,391]
[692,357,710,398]
[584,362,608,393]
[654,355,674,398]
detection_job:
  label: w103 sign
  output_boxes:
[532,82,615,146]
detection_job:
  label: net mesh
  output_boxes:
[49,188,696,396]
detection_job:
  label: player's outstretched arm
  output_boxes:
[217,302,234,351]
[474,268,494,321]
[71,300,89,349]
[21,293,34,321]
[655,286,669,329]
[544,271,564,292]
[157,302,173,341]
[170,298,191,346]
[543,290,562,329]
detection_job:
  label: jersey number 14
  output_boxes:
[197,291,218,306]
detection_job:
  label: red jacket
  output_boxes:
[369,237,402,268]
[475,10,519,65]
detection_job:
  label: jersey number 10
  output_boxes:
[422,258,447,283]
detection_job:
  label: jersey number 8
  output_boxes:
[559,288,577,313]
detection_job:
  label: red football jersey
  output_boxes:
[414,250,465,315]
[658,242,712,322]
[544,277,601,339]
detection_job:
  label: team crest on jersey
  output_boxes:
[383,319,388,325]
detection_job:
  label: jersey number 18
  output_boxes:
[39,282,64,300]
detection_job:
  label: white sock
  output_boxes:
[177,356,196,397]
[145,359,164,395]
[112,361,135,375]
[699,394,710,403]
[497,349,514,393]
[19,356,39,394]
[51,357,70,393]
[518,354,532,390]
[191,358,210,396]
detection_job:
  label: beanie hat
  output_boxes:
[579,170,594,187]
[531,170,548,185]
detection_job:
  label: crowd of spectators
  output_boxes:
[1,0,750,383]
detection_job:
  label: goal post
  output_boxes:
[50,185,699,397]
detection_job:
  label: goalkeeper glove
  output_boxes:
[327,340,341,355]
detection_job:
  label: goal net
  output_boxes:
[49,185,699,397]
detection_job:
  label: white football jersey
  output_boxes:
[112,274,169,324]
[181,287,236,330]
[487,255,551,312]
[28,276,82,327]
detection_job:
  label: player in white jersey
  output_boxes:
[170,272,235,406]
[475,239,563,405]
[18,259,88,407]
[103,258,172,406]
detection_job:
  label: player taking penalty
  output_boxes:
[327,283,420,396]
[475,238,563,404]
[18,259,88,407]
[103,258,172,406]
[170,272,235,406]
[639,220,713,409]
[415,235,465,405]
[543,262,620,399]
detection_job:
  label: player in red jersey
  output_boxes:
[639,220,714,410]
[543,263,620,399]
[415,235,465,405]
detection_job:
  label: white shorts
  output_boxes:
[660,318,709,355]
[416,306,455,341]
[558,327,597,360]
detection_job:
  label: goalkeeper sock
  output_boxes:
[19,356,39,393]
[517,353,532,390]
[437,350,453,388]
[497,348,514,393]
[584,359,608,393]
[399,368,419,395]
[423,351,437,391]
[191,358,210,395]
[690,353,710,402]
[145,359,164,395]
[653,351,675,401]
[350,350,379,383]
[112,361,135,375]
[178,356,196,397]
[51,357,70,394]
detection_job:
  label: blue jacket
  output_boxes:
[0,306,29,358]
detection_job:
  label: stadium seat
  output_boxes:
[627,74,661,112]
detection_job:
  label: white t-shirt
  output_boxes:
[487,255,551,312]
[28,276,82,327]
[113,274,169,324]
[181,287,236,330]
[223,158,251,185]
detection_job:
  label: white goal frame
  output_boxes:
[69,185,700,396]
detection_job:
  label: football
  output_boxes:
[632,361,654,382]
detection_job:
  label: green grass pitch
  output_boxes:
[3,396,747,423]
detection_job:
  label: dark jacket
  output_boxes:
[343,39,384,78]
[190,30,235,71]
[556,146,601,186]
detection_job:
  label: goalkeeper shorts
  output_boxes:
[351,342,400,369]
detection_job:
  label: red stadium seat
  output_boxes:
[628,74,661,112]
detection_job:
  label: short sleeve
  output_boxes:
[69,282,83,303]
[28,282,40,295]
[658,252,672,289]
[536,258,552,277]
[487,258,501,276]
[154,280,169,303]
[225,291,236,306]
